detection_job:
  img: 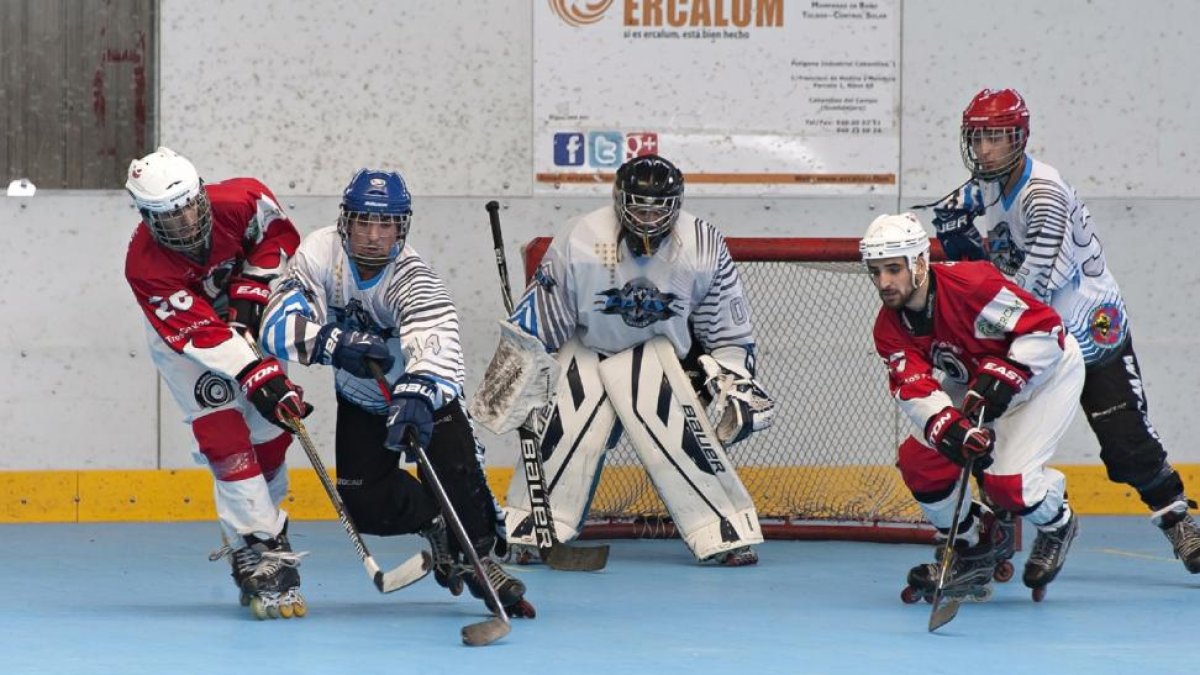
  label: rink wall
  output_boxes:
[2,1,1198,520]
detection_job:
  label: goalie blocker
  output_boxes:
[502,336,764,562]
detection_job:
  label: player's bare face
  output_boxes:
[867,258,914,309]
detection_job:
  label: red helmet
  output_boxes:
[960,88,1030,181]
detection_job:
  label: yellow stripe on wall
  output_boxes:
[3,465,1199,523]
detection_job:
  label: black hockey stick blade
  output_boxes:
[928,595,962,632]
[463,616,512,647]
[545,542,610,572]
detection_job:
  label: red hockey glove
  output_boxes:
[962,357,1031,424]
[926,406,994,469]
[227,277,271,338]
[237,357,313,432]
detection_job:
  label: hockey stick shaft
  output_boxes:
[483,201,609,572]
[928,409,987,632]
[369,362,510,646]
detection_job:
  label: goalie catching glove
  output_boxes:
[469,320,561,435]
[698,349,775,446]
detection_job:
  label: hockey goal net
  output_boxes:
[522,236,944,544]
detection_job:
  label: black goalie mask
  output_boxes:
[613,154,684,256]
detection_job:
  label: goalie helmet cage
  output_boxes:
[521,236,946,545]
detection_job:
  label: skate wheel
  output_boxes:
[292,601,308,618]
[279,603,294,619]
[250,597,270,620]
[508,599,537,619]
[239,591,251,607]
[973,586,994,602]
[1031,586,1046,602]
[993,561,1014,583]
[900,586,922,604]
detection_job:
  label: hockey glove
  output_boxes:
[237,357,313,432]
[385,375,441,459]
[312,323,395,378]
[962,357,1030,424]
[227,277,272,338]
[932,190,987,262]
[926,406,994,469]
[698,354,775,446]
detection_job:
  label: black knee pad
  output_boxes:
[422,400,502,555]
[337,470,437,537]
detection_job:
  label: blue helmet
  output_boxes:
[338,169,413,270]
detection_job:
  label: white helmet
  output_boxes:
[859,212,930,270]
[126,146,212,254]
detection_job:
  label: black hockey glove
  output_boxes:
[227,276,271,338]
[932,191,987,262]
[385,375,440,460]
[962,357,1030,424]
[237,357,313,432]
[312,323,395,378]
[926,406,994,469]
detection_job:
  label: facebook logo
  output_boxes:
[553,133,585,166]
[588,131,623,168]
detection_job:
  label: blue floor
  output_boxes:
[2,516,1196,675]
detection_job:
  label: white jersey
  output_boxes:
[260,226,465,414]
[968,156,1127,365]
[511,206,757,373]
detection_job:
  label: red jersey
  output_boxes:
[125,177,301,379]
[872,261,1067,432]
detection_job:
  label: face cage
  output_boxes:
[960,126,1026,181]
[616,190,680,244]
[338,210,410,269]
[143,192,212,254]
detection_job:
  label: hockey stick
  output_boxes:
[369,362,510,646]
[485,200,610,572]
[241,333,430,593]
[928,409,988,632]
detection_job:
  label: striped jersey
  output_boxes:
[260,226,464,414]
[511,206,757,373]
[969,156,1127,365]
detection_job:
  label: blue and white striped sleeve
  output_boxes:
[1015,179,1073,303]
[692,220,757,373]
[385,253,465,407]
[507,236,577,353]
[259,245,329,364]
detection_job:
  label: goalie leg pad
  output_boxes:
[505,338,618,546]
[599,337,763,561]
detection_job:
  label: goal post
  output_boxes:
[520,236,946,544]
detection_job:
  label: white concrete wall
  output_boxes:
[2,0,1197,470]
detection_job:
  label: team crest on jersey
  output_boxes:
[1090,303,1126,346]
[533,262,556,289]
[986,222,1026,276]
[595,278,679,328]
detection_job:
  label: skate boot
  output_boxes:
[985,508,1017,583]
[208,538,261,607]
[1152,501,1200,574]
[240,528,307,620]
[702,545,759,567]
[901,535,996,605]
[460,557,536,619]
[1023,511,1079,601]
[421,516,464,595]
